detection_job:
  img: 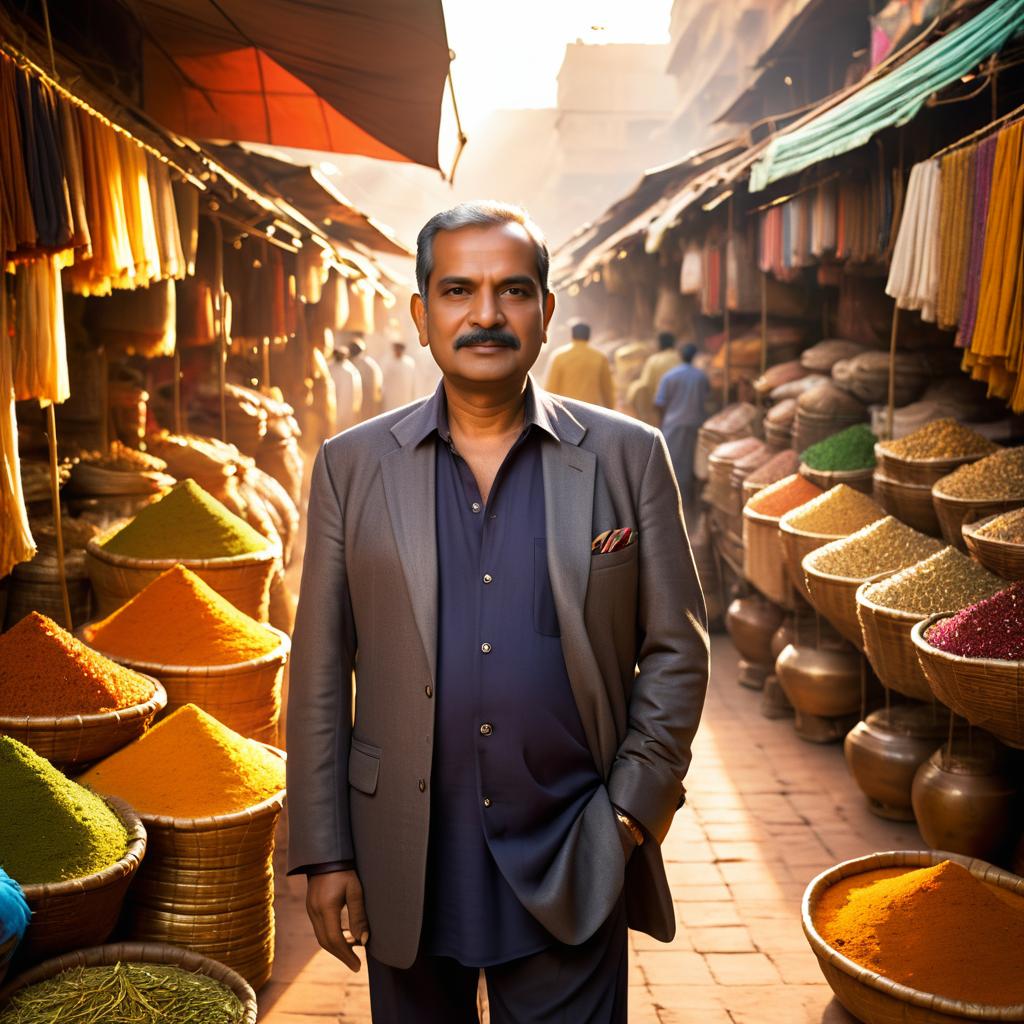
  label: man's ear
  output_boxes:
[542,291,555,343]
[410,293,429,349]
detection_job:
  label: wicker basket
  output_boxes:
[780,519,838,603]
[930,488,1021,553]
[803,849,1024,1023]
[85,533,281,622]
[856,584,933,702]
[0,936,17,987]
[962,515,1024,582]
[79,626,290,745]
[804,561,892,650]
[799,463,874,497]
[873,470,943,537]
[0,941,257,1023]
[18,797,146,963]
[67,462,175,497]
[912,615,1024,749]
[874,445,985,486]
[122,746,286,990]
[0,676,166,769]
[742,505,795,608]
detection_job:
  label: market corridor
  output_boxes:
[260,638,918,1024]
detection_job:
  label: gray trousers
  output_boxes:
[366,899,628,1024]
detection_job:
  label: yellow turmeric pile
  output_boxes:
[815,860,1024,1005]
[84,564,279,666]
[79,704,285,818]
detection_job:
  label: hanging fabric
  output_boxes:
[956,134,998,349]
[936,143,975,330]
[12,256,70,404]
[885,158,941,322]
[146,152,186,280]
[0,55,37,260]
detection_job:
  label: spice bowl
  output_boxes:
[799,463,874,497]
[874,446,983,487]
[930,488,1021,553]
[779,520,841,603]
[742,504,797,608]
[873,470,944,537]
[962,515,1024,582]
[803,850,1024,1024]
[912,615,1024,749]
[0,941,257,1024]
[803,559,894,651]
[0,675,167,769]
[856,584,934,702]
[16,797,147,963]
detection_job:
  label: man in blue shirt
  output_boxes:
[288,202,709,1023]
[654,342,710,504]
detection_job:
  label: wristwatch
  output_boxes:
[615,809,645,847]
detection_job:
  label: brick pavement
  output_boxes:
[260,637,922,1023]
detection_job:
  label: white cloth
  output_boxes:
[886,158,941,322]
[382,353,418,411]
[329,356,363,433]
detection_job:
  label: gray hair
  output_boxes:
[415,200,550,301]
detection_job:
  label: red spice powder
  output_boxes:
[926,581,1024,661]
[747,474,823,518]
[0,612,156,716]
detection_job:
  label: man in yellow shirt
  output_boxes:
[544,322,615,409]
[628,333,681,424]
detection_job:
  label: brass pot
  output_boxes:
[911,736,1017,859]
[737,658,768,691]
[844,703,949,821]
[726,595,783,666]
[793,708,860,744]
[770,617,794,661]
[775,643,862,719]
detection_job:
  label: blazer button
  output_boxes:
[479,723,493,736]
[418,778,426,792]
[425,685,433,698]
[483,797,492,808]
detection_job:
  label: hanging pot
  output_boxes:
[844,703,949,821]
[911,735,1016,859]
[726,595,783,666]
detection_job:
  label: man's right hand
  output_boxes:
[305,869,369,972]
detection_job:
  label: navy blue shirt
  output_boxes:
[422,386,602,966]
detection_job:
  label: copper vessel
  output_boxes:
[761,675,793,719]
[911,735,1017,859]
[726,595,783,667]
[775,643,862,719]
[844,703,949,821]
[738,658,768,691]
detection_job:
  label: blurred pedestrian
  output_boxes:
[381,340,418,411]
[629,332,681,424]
[544,321,615,408]
[654,342,709,504]
[329,335,363,433]
[348,336,384,421]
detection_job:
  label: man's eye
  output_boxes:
[446,287,467,296]
[504,287,526,296]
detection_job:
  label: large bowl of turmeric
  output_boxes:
[803,850,1024,1023]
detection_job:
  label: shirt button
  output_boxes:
[424,685,433,698]
[482,573,493,584]
[479,723,493,736]
[471,501,481,513]
[480,642,492,654]
[483,797,492,808]
[418,778,426,792]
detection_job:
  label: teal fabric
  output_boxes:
[749,0,1024,192]
[0,867,30,947]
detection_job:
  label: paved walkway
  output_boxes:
[259,638,921,1023]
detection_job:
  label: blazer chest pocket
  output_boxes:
[349,739,381,795]
[590,540,639,572]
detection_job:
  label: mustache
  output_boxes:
[454,328,521,351]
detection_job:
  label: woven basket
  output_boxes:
[804,561,892,651]
[742,505,795,607]
[873,471,943,537]
[930,489,1021,553]
[856,584,932,702]
[0,676,166,769]
[799,463,875,497]
[874,445,984,486]
[85,533,281,622]
[780,520,838,603]
[912,615,1024,749]
[121,745,285,990]
[0,936,17,987]
[0,941,257,1023]
[962,515,1024,582]
[18,797,146,963]
[79,626,290,745]
[803,849,1024,1023]
[67,462,175,497]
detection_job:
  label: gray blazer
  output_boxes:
[287,380,709,969]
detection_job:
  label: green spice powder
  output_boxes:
[101,479,269,560]
[801,424,877,472]
[0,736,128,886]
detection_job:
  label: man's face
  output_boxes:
[411,223,555,386]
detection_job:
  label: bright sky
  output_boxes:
[440,0,672,128]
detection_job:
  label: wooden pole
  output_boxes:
[172,345,182,434]
[722,197,733,408]
[213,216,227,441]
[45,403,72,630]
[261,336,271,390]
[758,270,768,409]
[886,305,900,440]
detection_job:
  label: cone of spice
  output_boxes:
[814,860,1024,1006]
[79,704,285,818]
[801,424,877,471]
[877,419,999,461]
[925,581,1024,661]
[861,548,1003,615]
[780,483,884,536]
[0,612,156,717]
[744,449,800,492]
[100,479,269,560]
[934,447,1024,500]
[807,517,943,579]
[745,473,823,518]
[0,737,128,886]
[976,507,1024,544]
[84,565,280,667]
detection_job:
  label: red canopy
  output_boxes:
[126,0,452,171]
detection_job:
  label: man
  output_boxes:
[348,335,384,421]
[288,201,709,1023]
[654,342,709,505]
[381,340,418,411]
[543,320,615,409]
[328,334,364,434]
[629,332,681,425]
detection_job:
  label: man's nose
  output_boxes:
[469,289,505,329]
